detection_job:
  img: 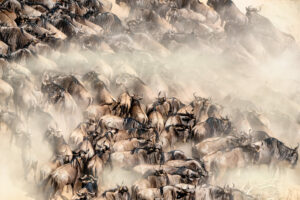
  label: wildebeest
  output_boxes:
[83,71,115,105]
[112,91,132,117]
[39,159,62,193]
[246,110,271,135]
[132,169,182,199]
[84,104,112,121]
[44,127,73,163]
[0,27,38,52]
[0,0,298,199]
[165,159,208,181]
[0,78,13,108]
[99,186,130,200]
[192,135,245,158]
[192,96,213,123]
[245,6,295,55]
[7,74,40,119]
[48,156,84,200]
[51,74,93,110]
[99,114,125,131]
[207,0,248,27]
[112,138,149,152]
[129,94,148,124]
[68,122,94,151]
[111,144,165,168]
[41,77,78,115]
[0,109,26,144]
[192,117,232,143]
[203,145,258,182]
[194,184,232,200]
[89,12,124,34]
[86,153,108,191]
[18,131,39,182]
[115,73,155,104]
[252,137,299,168]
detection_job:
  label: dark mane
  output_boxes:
[265,137,297,161]
[123,117,145,129]
[70,75,80,85]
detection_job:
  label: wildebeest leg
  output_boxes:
[269,162,279,177]
[216,167,227,184]
[53,184,68,200]
[22,157,29,181]
[58,188,69,200]
[69,183,74,195]
[279,167,287,176]
[9,131,14,146]
[40,177,52,200]
[33,161,38,184]
[66,184,70,194]
[209,161,220,184]
[73,177,81,195]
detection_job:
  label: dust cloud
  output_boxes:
[1,0,300,199]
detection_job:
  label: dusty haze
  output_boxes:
[1,0,300,199]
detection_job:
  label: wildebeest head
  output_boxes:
[96,143,111,157]
[131,94,143,102]
[41,75,66,104]
[2,0,22,14]
[157,91,166,104]
[205,117,232,136]
[221,116,232,134]
[290,145,299,168]
[252,138,299,168]
[118,185,130,198]
[102,185,130,199]
[44,126,63,143]
[192,93,203,104]
[71,155,84,172]
[246,6,261,16]
[173,125,191,143]
[208,185,232,200]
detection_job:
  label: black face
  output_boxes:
[207,0,217,7]
[49,90,64,104]
[222,119,232,134]
[119,186,129,194]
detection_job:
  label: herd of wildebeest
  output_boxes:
[0,0,299,199]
